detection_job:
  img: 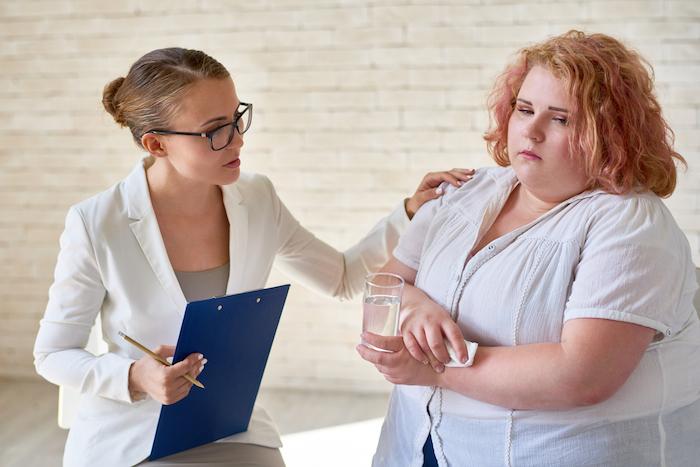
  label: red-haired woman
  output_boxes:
[358,30,699,466]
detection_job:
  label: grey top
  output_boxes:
[174,263,229,302]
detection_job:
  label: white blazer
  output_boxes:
[33,157,409,467]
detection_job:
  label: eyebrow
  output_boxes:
[199,102,242,128]
[200,116,228,128]
[516,98,569,113]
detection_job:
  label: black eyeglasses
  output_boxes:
[145,102,252,151]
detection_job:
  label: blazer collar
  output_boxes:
[222,182,248,295]
[124,157,247,315]
[123,157,244,221]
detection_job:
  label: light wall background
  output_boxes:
[1,0,698,392]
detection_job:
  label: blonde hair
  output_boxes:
[483,30,685,197]
[102,48,230,148]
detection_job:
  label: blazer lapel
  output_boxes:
[124,159,188,315]
[222,184,248,295]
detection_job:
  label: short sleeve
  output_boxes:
[564,195,691,339]
[393,182,454,271]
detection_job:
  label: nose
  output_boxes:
[522,117,544,143]
[229,128,244,150]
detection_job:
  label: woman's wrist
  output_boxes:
[433,366,447,389]
[128,361,146,400]
[435,345,486,393]
[398,299,420,330]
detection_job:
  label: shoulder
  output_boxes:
[582,191,688,255]
[449,165,512,191]
[438,165,516,209]
[69,181,127,231]
[586,191,675,231]
[67,160,148,236]
[405,166,514,235]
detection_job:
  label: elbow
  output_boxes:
[330,281,355,302]
[33,336,56,380]
[332,265,362,302]
[33,345,50,378]
[570,386,613,407]
[564,380,620,407]
[336,284,355,302]
[33,354,48,380]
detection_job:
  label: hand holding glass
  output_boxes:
[362,272,404,352]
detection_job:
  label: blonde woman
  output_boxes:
[359,31,700,466]
[33,48,473,467]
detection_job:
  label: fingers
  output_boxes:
[414,329,445,372]
[361,332,404,353]
[425,326,451,364]
[162,382,193,405]
[172,376,192,393]
[154,345,176,358]
[356,335,407,366]
[190,358,207,379]
[407,168,475,218]
[403,332,429,365]
[432,172,462,188]
[424,350,444,374]
[356,341,389,366]
[170,353,204,378]
[449,168,475,184]
[420,169,475,192]
[414,186,444,208]
[430,168,475,187]
[451,168,475,176]
[152,368,193,405]
[442,322,468,363]
[356,343,408,378]
[159,358,205,404]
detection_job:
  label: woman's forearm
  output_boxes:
[435,316,655,410]
[399,285,596,409]
[369,261,653,410]
[399,283,654,410]
[436,343,601,410]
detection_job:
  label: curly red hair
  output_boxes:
[483,30,685,197]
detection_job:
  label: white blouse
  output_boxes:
[374,166,700,467]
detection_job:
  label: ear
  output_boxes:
[141,133,168,158]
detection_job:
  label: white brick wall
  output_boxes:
[1,1,698,393]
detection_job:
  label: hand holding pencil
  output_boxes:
[122,331,206,405]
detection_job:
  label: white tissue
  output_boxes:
[444,340,479,368]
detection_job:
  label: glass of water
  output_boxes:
[362,272,404,352]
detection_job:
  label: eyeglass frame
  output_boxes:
[144,102,252,152]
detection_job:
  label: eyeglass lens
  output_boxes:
[211,105,252,150]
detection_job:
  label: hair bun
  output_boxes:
[102,77,126,125]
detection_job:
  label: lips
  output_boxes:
[223,158,240,168]
[519,149,541,160]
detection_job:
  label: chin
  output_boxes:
[219,168,241,185]
[512,163,543,185]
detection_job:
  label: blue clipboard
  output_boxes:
[149,284,290,461]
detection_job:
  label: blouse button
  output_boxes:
[488,245,495,250]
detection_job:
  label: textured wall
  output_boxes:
[1,1,698,392]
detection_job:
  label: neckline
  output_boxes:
[174,262,230,275]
